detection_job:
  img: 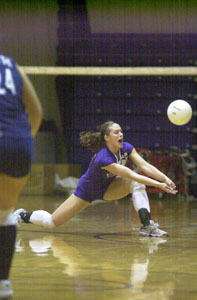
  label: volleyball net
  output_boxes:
[22,65,196,196]
[21,66,197,76]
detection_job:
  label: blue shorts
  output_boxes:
[0,136,33,177]
[74,175,115,203]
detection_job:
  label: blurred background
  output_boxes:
[0,0,196,197]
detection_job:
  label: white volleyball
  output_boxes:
[167,100,192,126]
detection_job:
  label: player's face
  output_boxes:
[105,123,123,149]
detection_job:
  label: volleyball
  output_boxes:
[167,100,192,126]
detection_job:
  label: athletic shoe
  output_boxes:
[0,280,13,299]
[13,208,27,226]
[139,223,168,237]
[150,220,159,227]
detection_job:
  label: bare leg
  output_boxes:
[102,177,167,236]
[0,174,29,293]
[0,174,29,209]
[103,177,131,200]
[52,194,90,227]
[103,177,151,223]
[15,194,90,228]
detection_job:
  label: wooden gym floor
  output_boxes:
[11,194,197,300]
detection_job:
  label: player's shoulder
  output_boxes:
[94,146,115,166]
[0,54,15,68]
[122,142,134,153]
[95,146,112,160]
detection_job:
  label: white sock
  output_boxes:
[30,210,55,228]
[130,181,150,212]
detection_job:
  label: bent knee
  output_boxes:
[131,181,146,193]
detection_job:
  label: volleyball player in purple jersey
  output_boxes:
[0,54,42,299]
[15,121,177,238]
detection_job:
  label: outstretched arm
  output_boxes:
[129,149,176,190]
[102,163,177,194]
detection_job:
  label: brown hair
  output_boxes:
[80,121,115,152]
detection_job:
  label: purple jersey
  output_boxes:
[74,142,134,202]
[0,55,32,177]
[0,54,31,138]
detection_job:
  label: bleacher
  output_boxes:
[56,2,196,174]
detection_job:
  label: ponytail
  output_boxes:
[80,120,115,152]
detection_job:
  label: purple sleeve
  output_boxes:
[96,148,116,168]
[123,142,134,155]
[100,157,115,167]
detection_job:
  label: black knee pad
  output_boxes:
[138,208,150,226]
